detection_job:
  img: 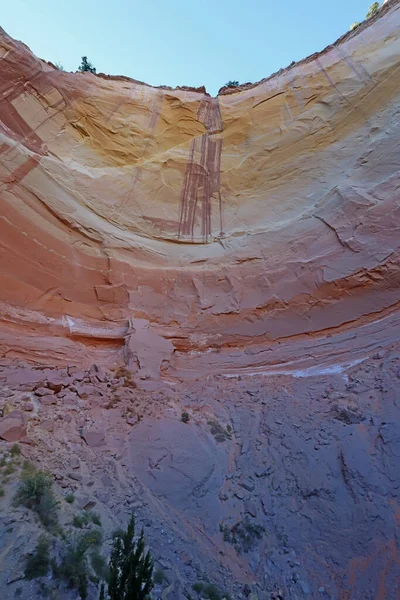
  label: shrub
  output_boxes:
[107,514,153,599]
[53,529,102,599]
[25,535,50,579]
[15,470,52,506]
[221,518,265,553]
[154,569,166,584]
[22,459,35,474]
[54,62,64,71]
[10,443,21,456]
[14,469,58,527]
[350,21,360,30]
[4,463,15,475]
[225,80,239,87]
[181,411,190,424]
[73,513,91,529]
[37,489,60,528]
[192,582,229,600]
[366,2,379,18]
[73,511,101,528]
[78,56,96,74]
[90,511,102,526]
[65,492,75,504]
[208,420,232,442]
[115,367,136,388]
[91,550,108,580]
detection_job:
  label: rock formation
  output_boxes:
[0,2,400,600]
[1,0,399,380]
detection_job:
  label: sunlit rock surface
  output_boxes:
[0,1,399,379]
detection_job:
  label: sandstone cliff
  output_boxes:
[1,5,400,600]
[1,0,399,380]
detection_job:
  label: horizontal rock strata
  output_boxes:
[0,0,399,378]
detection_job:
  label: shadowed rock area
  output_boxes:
[0,351,399,599]
[0,1,399,598]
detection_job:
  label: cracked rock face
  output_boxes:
[0,0,400,379]
[0,350,399,599]
[0,5,400,598]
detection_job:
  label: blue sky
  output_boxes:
[3,0,371,95]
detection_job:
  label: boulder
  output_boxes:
[82,427,105,448]
[0,413,26,441]
[39,419,55,432]
[35,387,53,396]
[40,394,57,406]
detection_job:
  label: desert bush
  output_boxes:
[65,492,75,504]
[73,511,102,528]
[21,459,35,474]
[208,420,232,442]
[10,443,21,456]
[53,529,102,599]
[154,569,166,584]
[90,511,102,526]
[225,80,239,87]
[25,535,50,579]
[181,411,190,423]
[221,518,264,553]
[115,367,136,388]
[192,582,231,600]
[91,549,108,580]
[73,513,91,528]
[14,469,59,527]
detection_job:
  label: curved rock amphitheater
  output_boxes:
[0,1,399,599]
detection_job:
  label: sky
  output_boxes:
[3,0,371,95]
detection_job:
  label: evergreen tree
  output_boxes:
[106,515,153,600]
[225,80,240,87]
[78,56,96,74]
[366,2,379,18]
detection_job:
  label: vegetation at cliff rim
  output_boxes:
[78,56,96,74]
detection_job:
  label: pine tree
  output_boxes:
[366,2,379,18]
[107,515,153,600]
[78,56,96,74]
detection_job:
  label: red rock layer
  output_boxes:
[0,1,399,378]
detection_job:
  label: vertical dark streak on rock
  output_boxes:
[335,47,372,84]
[178,97,223,242]
[316,57,370,122]
[119,91,164,217]
[339,449,359,503]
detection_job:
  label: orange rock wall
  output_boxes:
[0,1,399,376]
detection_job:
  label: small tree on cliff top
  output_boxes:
[78,56,96,74]
[366,2,379,18]
[105,514,153,600]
